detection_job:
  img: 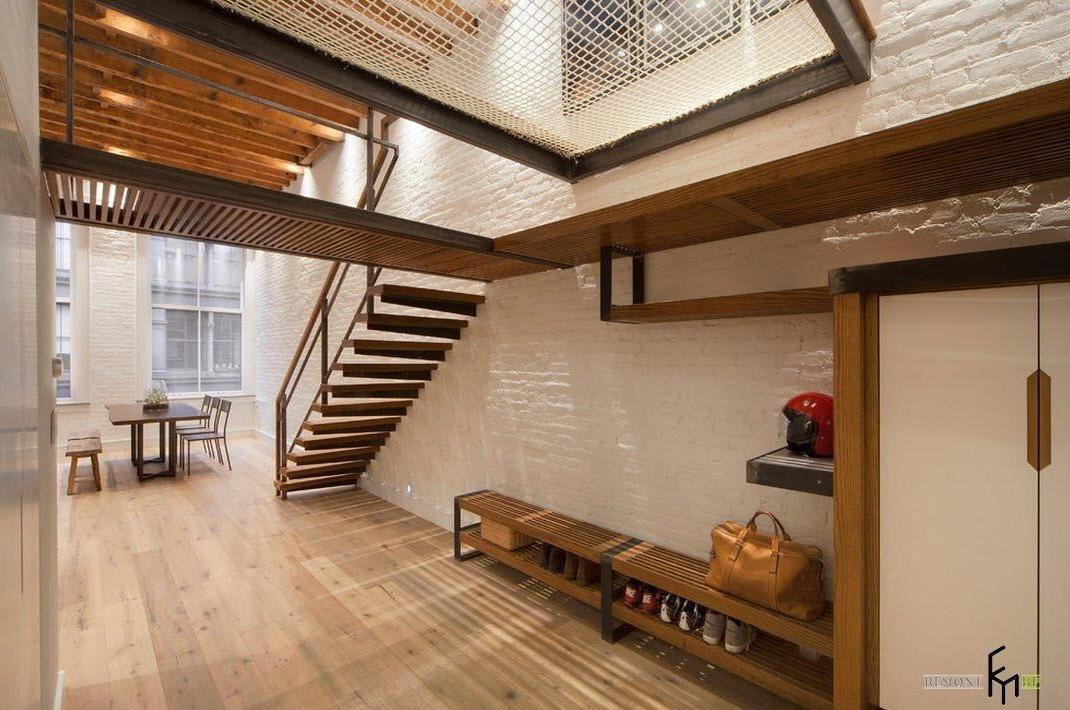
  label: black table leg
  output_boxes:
[136,424,144,479]
[159,421,166,464]
[130,425,136,463]
[168,422,178,474]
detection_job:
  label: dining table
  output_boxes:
[106,401,210,480]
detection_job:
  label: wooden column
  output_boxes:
[832,292,879,708]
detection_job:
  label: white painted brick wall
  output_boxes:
[251,0,1070,588]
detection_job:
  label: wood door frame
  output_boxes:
[830,241,1070,707]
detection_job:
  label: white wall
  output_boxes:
[0,0,54,706]
[255,0,1070,588]
[55,228,259,447]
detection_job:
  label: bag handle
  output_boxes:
[728,510,791,562]
[744,510,792,541]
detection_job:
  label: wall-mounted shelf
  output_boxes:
[610,287,833,324]
[454,490,833,708]
[747,447,835,497]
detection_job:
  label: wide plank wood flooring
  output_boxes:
[59,435,793,708]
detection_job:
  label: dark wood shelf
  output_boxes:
[459,530,601,608]
[747,447,834,497]
[613,602,832,710]
[609,287,832,324]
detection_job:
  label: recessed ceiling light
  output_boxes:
[653,22,665,33]
[616,48,627,57]
[696,0,707,7]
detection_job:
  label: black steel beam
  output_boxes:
[92,0,574,178]
[807,0,872,83]
[42,138,494,252]
[572,57,853,179]
[828,242,1070,296]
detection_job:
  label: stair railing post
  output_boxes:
[320,294,329,406]
[367,265,375,316]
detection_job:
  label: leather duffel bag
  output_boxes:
[706,510,826,621]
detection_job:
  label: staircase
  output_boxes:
[275,278,484,498]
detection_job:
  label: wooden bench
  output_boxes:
[66,430,102,495]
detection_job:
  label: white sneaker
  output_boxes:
[724,617,758,654]
[702,612,726,644]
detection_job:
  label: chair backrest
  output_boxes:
[216,399,232,435]
[207,396,223,431]
[200,394,211,413]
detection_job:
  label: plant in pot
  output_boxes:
[143,380,169,410]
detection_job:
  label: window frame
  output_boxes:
[55,223,88,403]
[143,235,250,397]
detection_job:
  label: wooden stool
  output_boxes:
[66,430,103,495]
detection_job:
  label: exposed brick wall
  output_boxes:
[253,0,1070,586]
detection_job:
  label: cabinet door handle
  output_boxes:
[1028,370,1051,471]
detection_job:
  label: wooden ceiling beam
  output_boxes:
[39,5,363,129]
[40,104,304,176]
[39,81,312,156]
[402,0,478,35]
[39,33,344,141]
[334,0,454,55]
[38,67,321,149]
[41,0,368,119]
[39,95,304,164]
[41,126,289,189]
[41,117,292,187]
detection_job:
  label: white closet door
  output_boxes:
[880,286,1038,710]
[1041,282,1070,708]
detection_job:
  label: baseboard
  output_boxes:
[53,669,64,710]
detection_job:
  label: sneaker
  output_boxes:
[640,587,663,614]
[702,612,726,645]
[659,594,683,624]
[562,553,578,580]
[623,579,645,607]
[724,617,758,654]
[678,602,707,632]
[548,547,567,573]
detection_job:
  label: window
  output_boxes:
[56,223,72,399]
[150,237,244,393]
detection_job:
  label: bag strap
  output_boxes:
[745,510,792,541]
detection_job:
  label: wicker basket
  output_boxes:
[481,519,533,550]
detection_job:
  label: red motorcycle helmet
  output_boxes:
[782,392,834,457]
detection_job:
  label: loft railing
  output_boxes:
[273,112,396,480]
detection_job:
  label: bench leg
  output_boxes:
[91,454,102,491]
[67,456,79,496]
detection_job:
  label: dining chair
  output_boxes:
[180,396,221,470]
[182,399,232,473]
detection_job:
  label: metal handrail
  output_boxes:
[274,114,398,481]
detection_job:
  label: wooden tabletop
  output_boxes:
[106,401,207,425]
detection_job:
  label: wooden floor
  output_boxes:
[59,435,793,709]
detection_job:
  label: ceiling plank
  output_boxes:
[333,0,454,55]
[41,0,369,119]
[39,32,344,141]
[401,0,478,35]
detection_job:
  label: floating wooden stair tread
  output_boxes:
[286,445,379,465]
[326,382,425,398]
[302,416,402,434]
[296,432,391,449]
[460,530,601,608]
[311,400,413,417]
[276,473,364,493]
[332,362,439,380]
[613,541,833,655]
[612,602,832,709]
[372,284,485,316]
[359,313,468,339]
[458,491,632,562]
[610,287,832,324]
[278,460,368,480]
[347,339,452,361]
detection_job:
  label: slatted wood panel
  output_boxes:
[42,168,549,281]
[458,491,633,562]
[610,287,832,323]
[496,78,1070,266]
[613,540,834,655]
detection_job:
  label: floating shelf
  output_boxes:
[747,447,834,497]
[609,287,832,324]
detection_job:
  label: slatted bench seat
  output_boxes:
[454,489,834,709]
[65,430,102,495]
